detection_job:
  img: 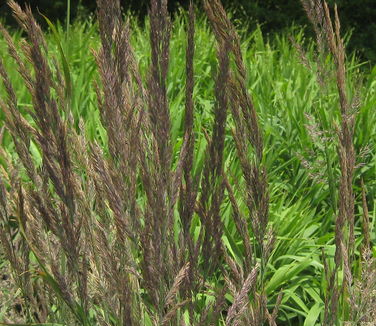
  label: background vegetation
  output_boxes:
[0,0,375,63]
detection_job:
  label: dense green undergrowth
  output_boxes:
[0,2,375,325]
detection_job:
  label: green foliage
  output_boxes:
[2,0,375,63]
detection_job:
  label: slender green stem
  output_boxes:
[66,0,71,58]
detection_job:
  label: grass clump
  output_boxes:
[0,0,375,325]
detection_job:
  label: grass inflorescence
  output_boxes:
[0,0,375,325]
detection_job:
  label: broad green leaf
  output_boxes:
[265,258,312,294]
[285,291,309,314]
[303,303,322,326]
[304,287,323,304]
[222,225,243,266]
